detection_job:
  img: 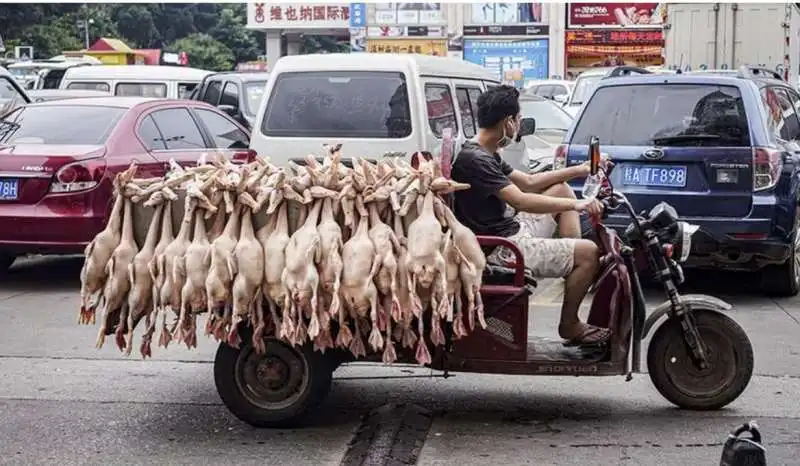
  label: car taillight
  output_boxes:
[49,158,107,194]
[554,144,568,170]
[752,147,782,192]
[232,148,257,164]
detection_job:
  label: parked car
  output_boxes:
[60,65,211,99]
[563,66,656,117]
[28,89,111,102]
[500,93,574,173]
[0,97,253,271]
[525,79,574,104]
[558,65,800,295]
[189,71,270,131]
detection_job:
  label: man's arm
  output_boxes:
[497,183,578,214]
[508,166,586,193]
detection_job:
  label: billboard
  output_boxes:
[567,3,664,28]
[372,3,444,26]
[463,39,549,88]
[366,38,446,55]
[469,3,544,25]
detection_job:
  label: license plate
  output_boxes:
[622,165,687,188]
[0,179,18,200]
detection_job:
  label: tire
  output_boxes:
[214,334,333,428]
[0,253,16,274]
[761,216,800,297]
[647,309,753,410]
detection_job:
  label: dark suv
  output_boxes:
[559,66,800,295]
[188,71,269,131]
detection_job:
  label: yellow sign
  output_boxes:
[367,39,447,56]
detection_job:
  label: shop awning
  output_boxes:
[567,45,663,58]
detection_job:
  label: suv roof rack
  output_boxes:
[604,66,653,79]
[737,65,784,81]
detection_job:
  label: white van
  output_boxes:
[249,53,503,167]
[59,65,212,99]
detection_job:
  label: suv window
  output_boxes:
[552,85,568,97]
[220,82,240,108]
[762,87,800,142]
[202,81,223,106]
[149,108,206,150]
[572,84,750,147]
[425,83,457,138]
[195,108,249,149]
[455,87,477,138]
[263,71,412,138]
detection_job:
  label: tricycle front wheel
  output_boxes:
[647,309,753,410]
[214,336,333,428]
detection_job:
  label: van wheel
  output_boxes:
[762,220,800,297]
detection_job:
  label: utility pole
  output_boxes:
[77,18,94,49]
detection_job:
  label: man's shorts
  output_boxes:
[486,212,577,278]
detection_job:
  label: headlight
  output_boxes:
[673,221,700,262]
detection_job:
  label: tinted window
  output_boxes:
[67,81,110,92]
[139,115,166,150]
[425,84,457,138]
[202,81,223,105]
[519,99,573,131]
[244,81,267,116]
[0,105,125,145]
[456,87,481,138]
[762,87,800,142]
[195,109,249,149]
[572,84,750,147]
[178,82,197,99]
[115,82,167,98]
[263,71,411,138]
[149,108,206,150]
[220,82,240,108]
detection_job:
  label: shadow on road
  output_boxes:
[0,255,82,292]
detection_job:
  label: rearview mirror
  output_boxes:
[518,117,536,137]
[217,104,240,118]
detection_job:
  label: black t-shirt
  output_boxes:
[451,141,521,237]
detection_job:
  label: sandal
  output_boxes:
[562,325,612,348]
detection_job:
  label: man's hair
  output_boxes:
[476,85,520,129]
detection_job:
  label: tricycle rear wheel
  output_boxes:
[647,309,753,410]
[214,336,333,428]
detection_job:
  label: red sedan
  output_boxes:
[0,96,254,270]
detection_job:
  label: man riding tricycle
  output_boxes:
[212,85,754,428]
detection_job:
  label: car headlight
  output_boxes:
[673,221,700,262]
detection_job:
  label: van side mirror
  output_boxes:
[519,117,536,137]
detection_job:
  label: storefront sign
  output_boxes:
[349,3,366,28]
[463,25,549,37]
[246,3,350,29]
[567,3,664,28]
[366,26,445,38]
[371,3,444,26]
[566,29,663,44]
[469,3,545,25]
[463,39,549,87]
[366,39,447,56]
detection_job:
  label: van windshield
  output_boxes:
[262,71,412,138]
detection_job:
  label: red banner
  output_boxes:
[566,29,663,45]
[568,3,664,28]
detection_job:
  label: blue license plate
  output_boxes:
[0,179,19,200]
[622,165,687,188]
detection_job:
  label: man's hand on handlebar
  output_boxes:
[572,198,604,215]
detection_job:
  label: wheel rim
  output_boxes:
[661,324,738,399]
[234,341,309,410]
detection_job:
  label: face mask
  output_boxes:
[497,117,518,149]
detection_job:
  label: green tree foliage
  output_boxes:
[0,3,264,69]
[169,34,234,71]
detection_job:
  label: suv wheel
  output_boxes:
[762,216,800,297]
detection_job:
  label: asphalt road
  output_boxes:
[0,255,798,465]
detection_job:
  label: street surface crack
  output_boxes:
[771,299,800,327]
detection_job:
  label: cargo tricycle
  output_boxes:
[212,138,754,428]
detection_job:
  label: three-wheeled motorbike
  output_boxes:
[213,137,754,428]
